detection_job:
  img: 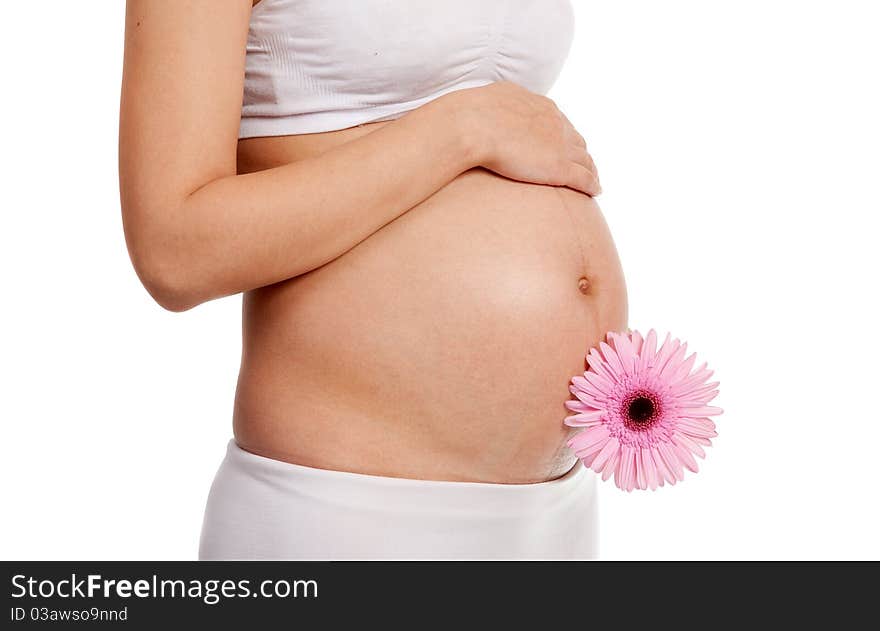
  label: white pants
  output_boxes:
[199,439,598,560]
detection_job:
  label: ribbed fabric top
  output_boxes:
[239,0,575,138]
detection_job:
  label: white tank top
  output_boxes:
[239,0,575,138]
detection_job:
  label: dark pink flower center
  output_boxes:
[623,391,661,430]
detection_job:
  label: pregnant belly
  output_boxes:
[234,168,628,483]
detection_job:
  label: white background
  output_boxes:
[1,1,878,560]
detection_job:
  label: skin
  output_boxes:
[120,0,628,483]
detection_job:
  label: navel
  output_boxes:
[577,275,592,295]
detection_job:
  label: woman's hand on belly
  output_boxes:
[449,81,602,196]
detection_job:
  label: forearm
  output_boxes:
[135,96,477,311]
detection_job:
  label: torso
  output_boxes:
[232,120,628,483]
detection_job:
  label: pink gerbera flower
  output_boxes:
[565,329,722,492]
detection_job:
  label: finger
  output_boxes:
[560,112,587,148]
[567,144,591,169]
[585,151,599,184]
[567,146,600,184]
[568,127,587,149]
[566,162,602,197]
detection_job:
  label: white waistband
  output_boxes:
[200,439,598,560]
[229,439,588,512]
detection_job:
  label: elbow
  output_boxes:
[127,238,203,313]
[145,276,199,313]
[137,256,200,313]
[122,194,224,312]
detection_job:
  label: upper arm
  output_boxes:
[118,0,252,235]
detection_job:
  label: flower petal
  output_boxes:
[571,375,591,391]
[564,410,606,428]
[635,448,647,490]
[592,436,619,473]
[658,341,688,382]
[567,404,604,419]
[658,441,684,481]
[675,416,718,438]
[643,447,659,491]
[673,379,720,399]
[630,330,644,355]
[677,387,720,405]
[612,332,639,374]
[616,447,635,492]
[652,447,676,485]
[564,399,591,413]
[588,361,617,387]
[602,448,620,481]
[579,447,603,467]
[671,351,698,384]
[676,364,714,391]
[574,438,609,463]
[675,433,706,459]
[582,370,615,394]
[677,405,724,416]
[587,348,618,383]
[672,436,700,473]
[599,341,626,377]
[571,383,603,406]
[650,332,676,375]
[570,378,604,402]
[569,426,610,452]
[640,329,658,373]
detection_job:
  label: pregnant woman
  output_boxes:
[119,0,627,559]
